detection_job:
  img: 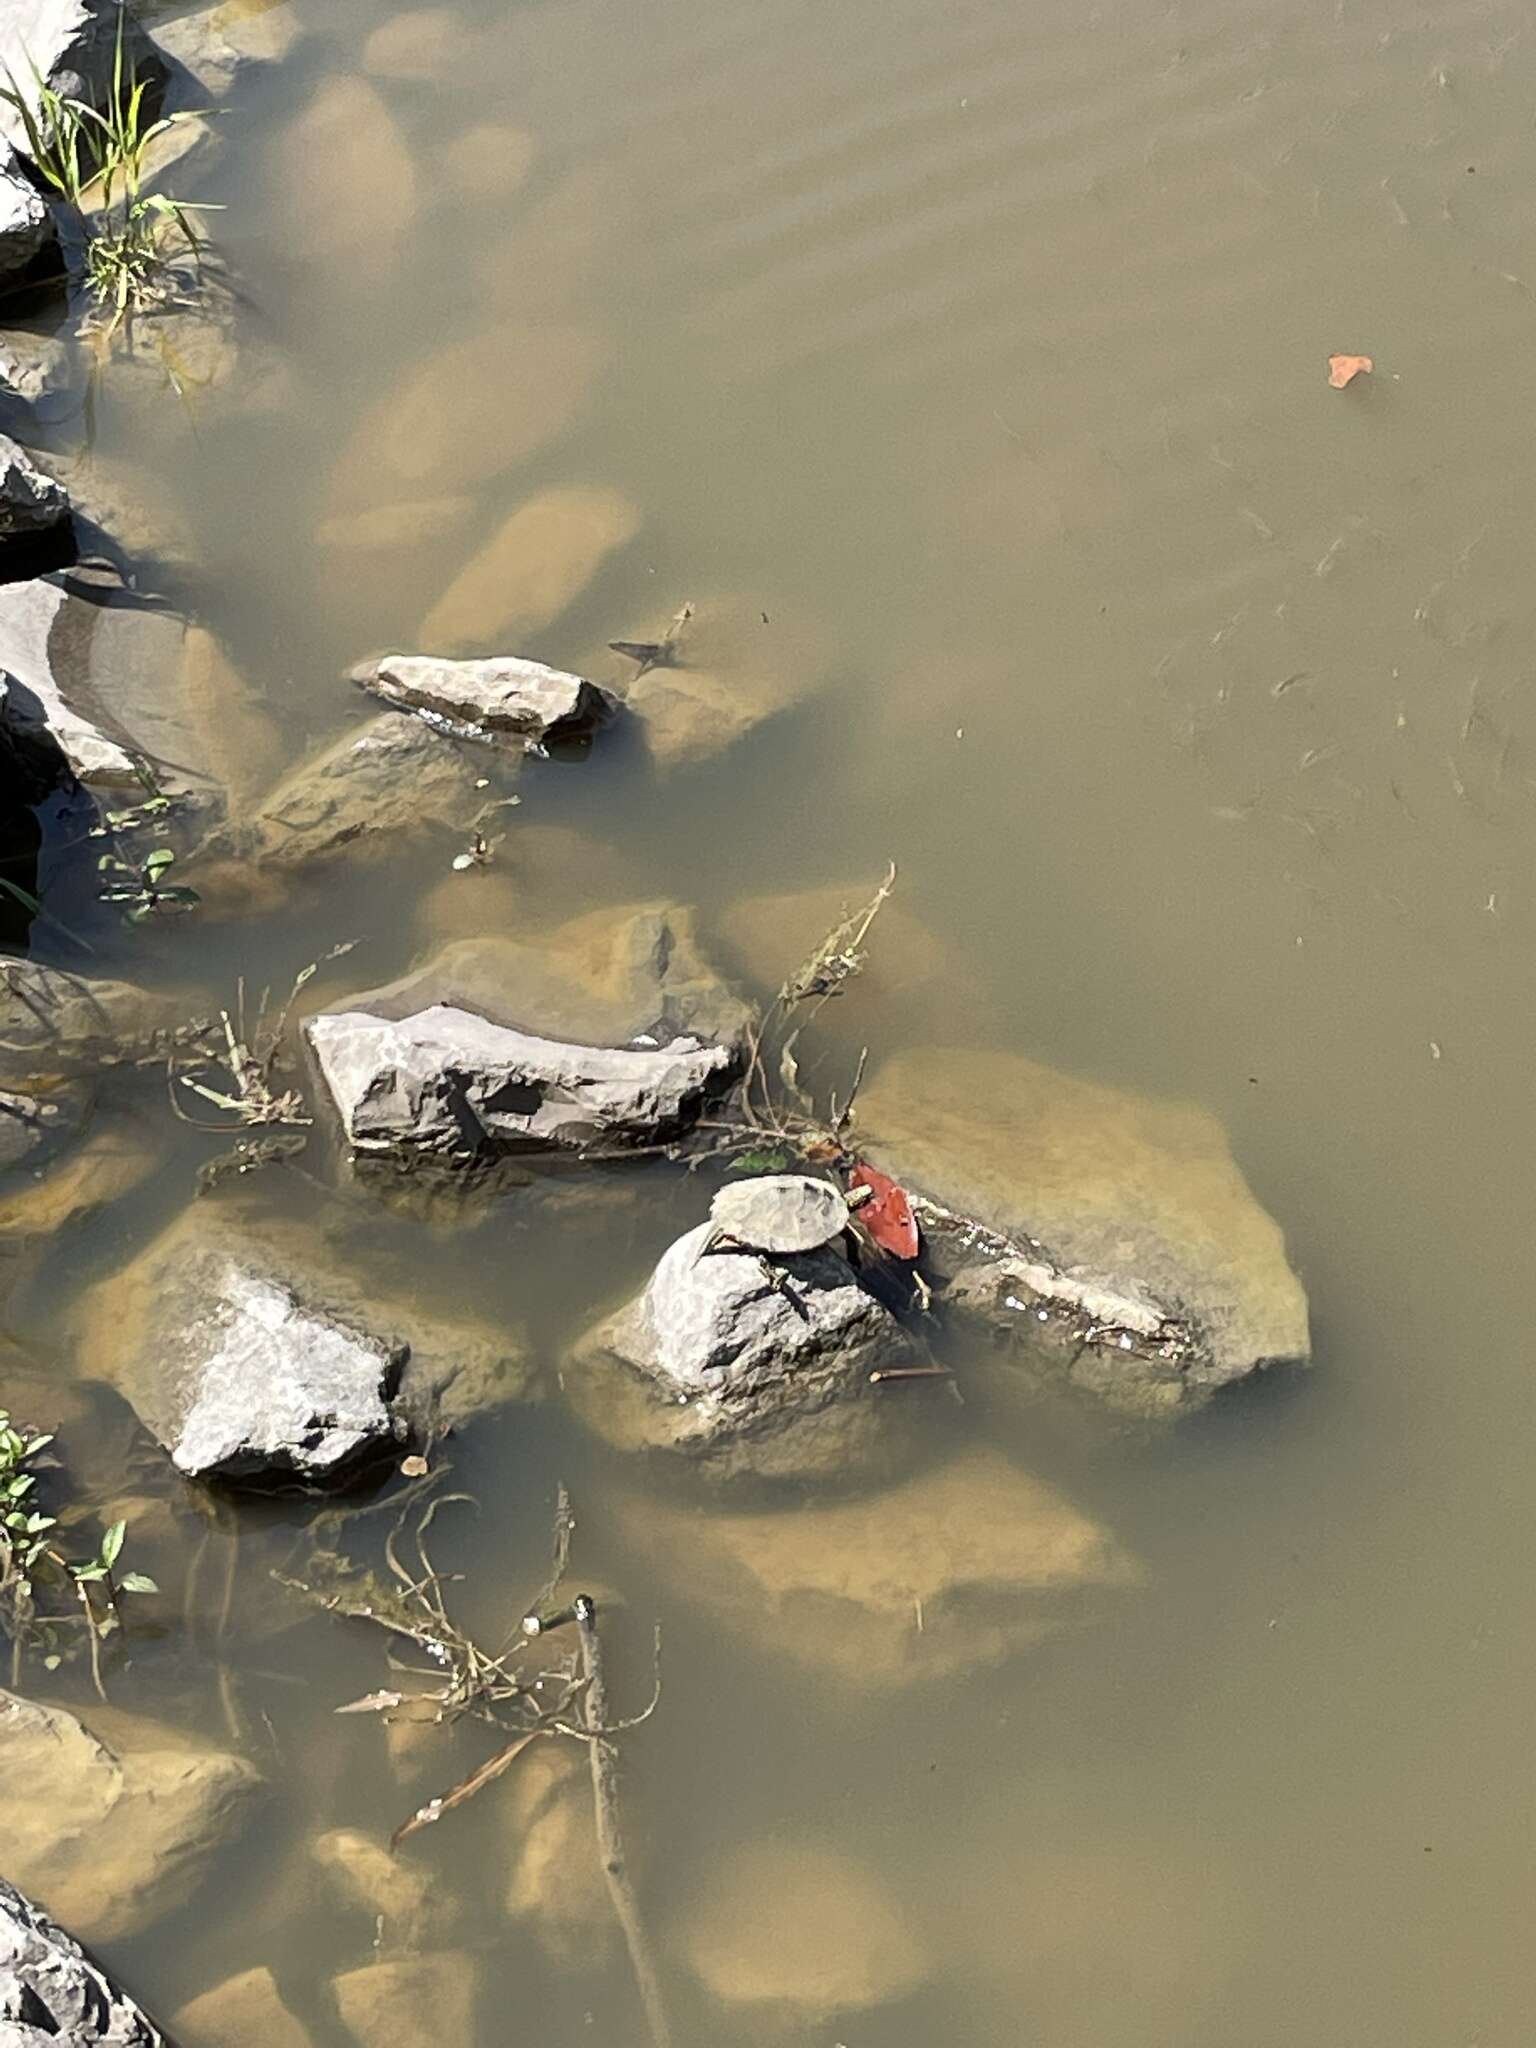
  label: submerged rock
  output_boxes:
[0,1876,170,2048]
[418,484,639,656]
[501,1740,612,1963]
[437,122,535,202]
[309,1006,734,1168]
[267,75,417,284]
[596,593,831,769]
[566,1215,919,1484]
[0,433,69,540]
[350,651,617,750]
[0,1084,79,1172]
[172,1966,311,2048]
[0,573,283,809]
[190,711,484,901]
[858,1048,1311,1416]
[0,155,57,290]
[0,327,74,409]
[621,1446,1142,1685]
[311,1828,454,1951]
[674,1838,928,2021]
[332,1953,480,2048]
[75,1202,534,1483]
[0,1690,261,1941]
[0,0,167,168]
[362,6,458,82]
[315,496,474,557]
[328,326,602,510]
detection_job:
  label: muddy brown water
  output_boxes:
[8,0,1536,2039]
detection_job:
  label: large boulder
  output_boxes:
[150,0,303,99]
[417,484,639,656]
[0,1690,261,1941]
[0,1,168,168]
[308,1006,734,1170]
[0,573,282,809]
[567,1218,920,1484]
[0,1876,171,2046]
[0,154,56,289]
[74,1200,534,1484]
[350,651,617,751]
[857,1048,1311,1416]
[619,1446,1142,1686]
[673,1838,929,2022]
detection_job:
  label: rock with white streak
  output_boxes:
[350,651,616,751]
[0,1876,171,2046]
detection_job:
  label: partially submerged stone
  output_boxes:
[152,0,305,97]
[567,1217,918,1484]
[311,1828,454,1951]
[0,155,57,290]
[674,1838,928,2020]
[418,484,639,656]
[172,1965,311,2048]
[191,712,484,899]
[620,1446,1141,1686]
[597,593,832,769]
[0,1116,155,1242]
[0,1084,79,1173]
[0,573,283,810]
[351,651,616,750]
[328,327,604,509]
[0,0,167,167]
[501,1739,611,1964]
[0,327,74,410]
[1,1876,171,2048]
[44,451,197,570]
[309,1005,733,1171]
[715,877,949,1000]
[858,1048,1311,1415]
[0,958,184,1083]
[0,1690,261,1941]
[75,1201,534,1483]
[332,1952,479,2048]
[314,496,473,556]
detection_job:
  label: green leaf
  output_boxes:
[71,1561,106,1582]
[142,848,176,879]
[118,1572,157,1594]
[100,1517,125,1568]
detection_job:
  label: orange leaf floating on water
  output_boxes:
[1328,353,1373,389]
[849,1162,920,1261]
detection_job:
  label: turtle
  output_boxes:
[706,1173,855,1256]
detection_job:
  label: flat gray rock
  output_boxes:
[307,1003,733,1166]
[0,0,167,166]
[0,1877,170,2046]
[567,1218,919,1484]
[351,651,616,750]
[0,154,56,287]
[0,430,67,538]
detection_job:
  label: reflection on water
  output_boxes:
[8,0,1536,2039]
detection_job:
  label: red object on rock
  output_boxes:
[849,1162,920,1260]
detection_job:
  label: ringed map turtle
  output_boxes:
[706,1173,858,1257]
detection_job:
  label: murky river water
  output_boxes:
[10,0,1536,2038]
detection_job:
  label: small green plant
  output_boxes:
[0,1409,157,1693]
[0,24,219,336]
[97,843,200,922]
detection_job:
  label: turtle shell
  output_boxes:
[709,1173,850,1254]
